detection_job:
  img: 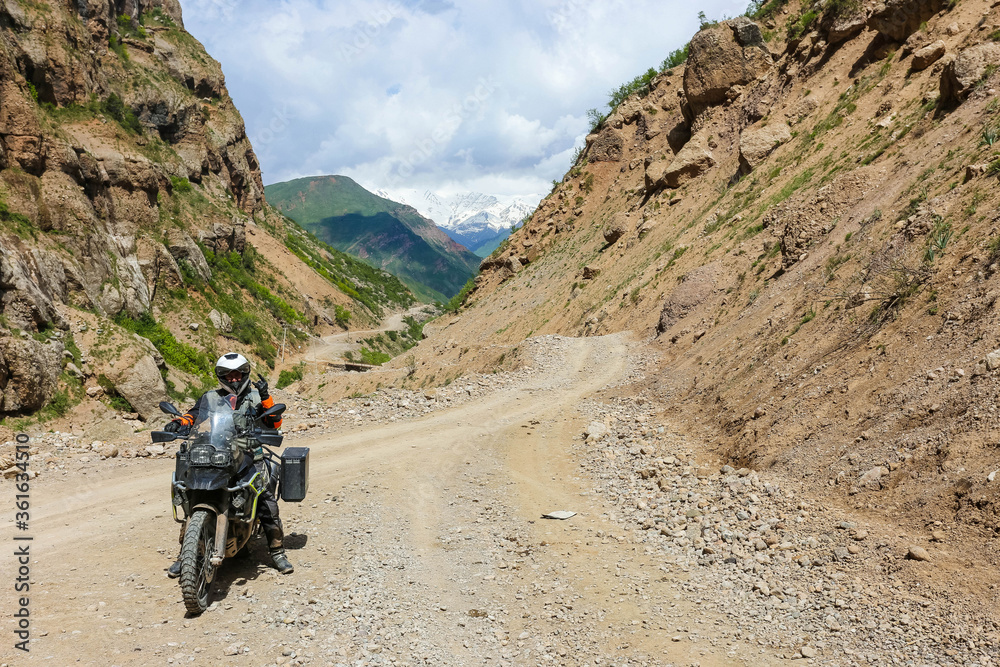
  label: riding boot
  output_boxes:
[263,524,293,573]
[269,547,294,574]
[168,523,186,577]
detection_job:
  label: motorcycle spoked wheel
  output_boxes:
[179,509,217,614]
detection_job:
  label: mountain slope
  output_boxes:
[408,0,1000,543]
[377,189,536,256]
[267,176,481,300]
[0,0,413,422]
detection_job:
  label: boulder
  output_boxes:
[200,222,246,254]
[739,122,791,174]
[656,262,722,334]
[0,244,66,331]
[869,0,948,42]
[479,255,504,272]
[603,213,629,244]
[646,133,715,192]
[940,42,1000,106]
[0,336,64,414]
[585,421,608,440]
[209,309,233,333]
[585,126,624,162]
[911,40,946,72]
[825,12,867,45]
[858,466,888,490]
[985,350,1000,371]
[104,347,169,421]
[683,18,773,118]
[165,228,212,282]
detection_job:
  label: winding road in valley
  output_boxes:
[3,334,779,666]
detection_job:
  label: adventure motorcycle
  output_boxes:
[151,393,308,614]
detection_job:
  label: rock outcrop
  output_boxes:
[869,0,948,42]
[104,344,167,420]
[656,262,723,334]
[683,18,773,119]
[739,122,791,175]
[911,41,946,72]
[585,126,624,162]
[645,133,715,192]
[940,42,1000,105]
[0,335,64,413]
[0,0,264,416]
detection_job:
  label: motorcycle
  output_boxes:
[150,393,299,614]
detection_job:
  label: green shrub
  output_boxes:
[746,0,790,20]
[108,35,129,62]
[444,277,475,312]
[170,176,193,193]
[587,107,607,132]
[334,304,351,328]
[661,44,689,70]
[41,389,71,418]
[276,362,305,389]
[108,395,135,412]
[117,14,148,39]
[101,93,142,134]
[608,67,658,110]
[788,10,818,39]
[0,197,36,239]
[114,312,212,380]
[359,347,391,366]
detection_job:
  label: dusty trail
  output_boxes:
[306,306,426,364]
[1,334,780,666]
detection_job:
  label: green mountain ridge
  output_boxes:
[266,176,480,300]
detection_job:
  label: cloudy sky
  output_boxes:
[182,0,750,205]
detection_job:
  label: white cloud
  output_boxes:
[181,0,751,205]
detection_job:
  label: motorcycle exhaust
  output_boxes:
[211,513,228,567]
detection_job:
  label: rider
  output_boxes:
[164,352,294,576]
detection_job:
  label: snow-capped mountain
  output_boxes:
[375,189,538,256]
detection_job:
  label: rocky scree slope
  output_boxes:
[0,0,411,428]
[432,0,1000,544]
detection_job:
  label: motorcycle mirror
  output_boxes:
[260,403,286,419]
[159,401,182,417]
[150,431,177,443]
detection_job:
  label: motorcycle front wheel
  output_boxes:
[179,509,217,614]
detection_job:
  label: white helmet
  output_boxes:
[215,352,251,395]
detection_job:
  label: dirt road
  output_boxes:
[306,306,428,364]
[1,334,780,666]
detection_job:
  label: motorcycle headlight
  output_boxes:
[211,451,230,466]
[189,445,213,465]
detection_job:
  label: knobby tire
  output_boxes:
[179,509,216,614]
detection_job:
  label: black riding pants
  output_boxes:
[256,458,284,550]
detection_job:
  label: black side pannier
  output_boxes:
[279,447,309,502]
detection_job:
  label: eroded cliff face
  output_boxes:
[436,0,1000,535]
[0,0,264,417]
